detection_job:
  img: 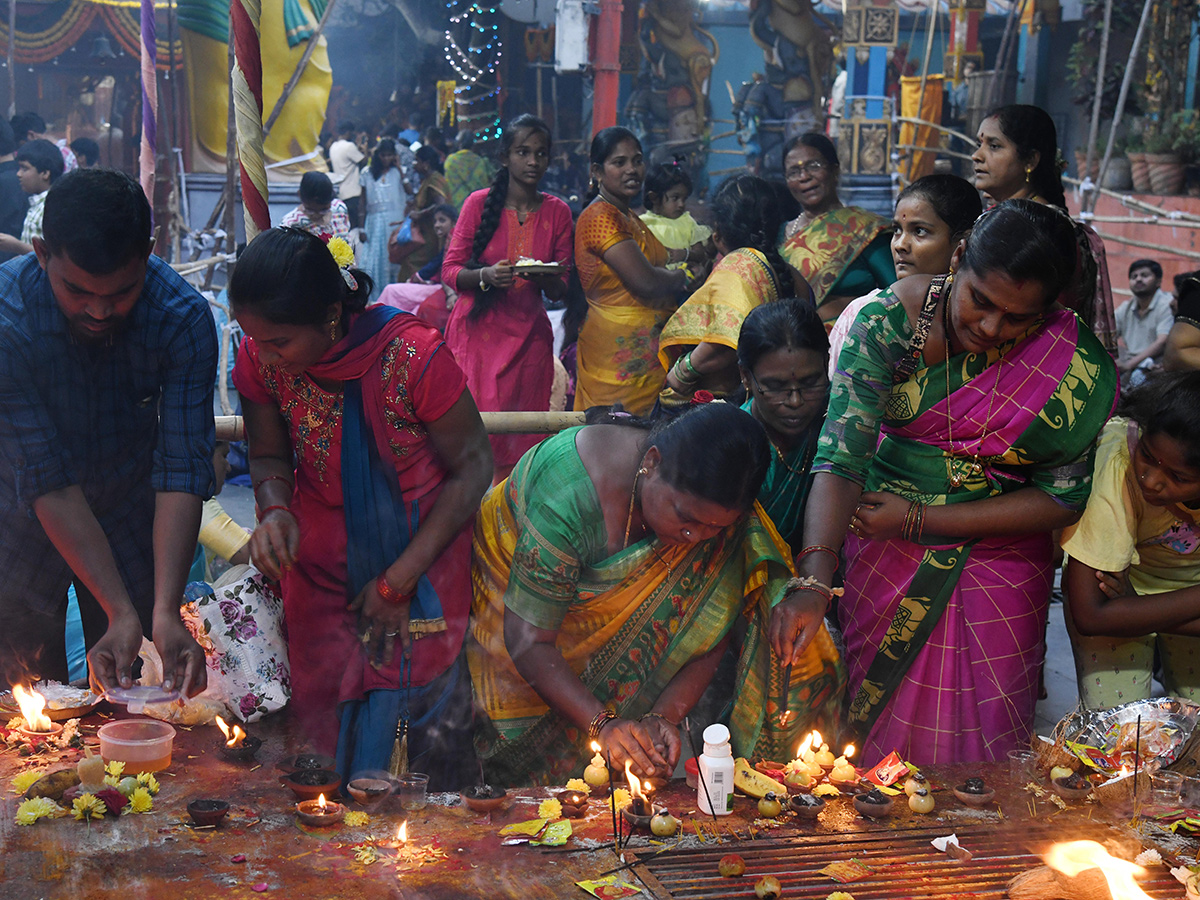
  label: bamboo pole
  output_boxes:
[1091,0,1154,212]
[988,0,1022,110]
[1083,0,1114,184]
[1092,228,1200,261]
[224,18,237,259]
[216,410,588,442]
[262,0,337,138]
[916,0,938,137]
[7,0,14,117]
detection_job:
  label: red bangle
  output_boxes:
[376,574,413,604]
[257,504,295,523]
[797,544,840,573]
[253,474,294,497]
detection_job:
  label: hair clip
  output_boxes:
[340,268,358,291]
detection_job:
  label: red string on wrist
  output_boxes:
[257,504,295,523]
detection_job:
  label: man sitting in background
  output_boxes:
[1115,258,1175,386]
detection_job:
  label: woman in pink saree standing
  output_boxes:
[442,115,573,483]
[769,201,1119,764]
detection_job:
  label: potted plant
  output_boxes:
[1168,110,1200,196]
[1125,129,1151,193]
[1145,117,1186,195]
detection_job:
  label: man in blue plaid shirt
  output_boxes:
[0,169,216,698]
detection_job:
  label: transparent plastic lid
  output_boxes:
[103,684,180,713]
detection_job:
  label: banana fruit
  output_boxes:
[733,757,787,798]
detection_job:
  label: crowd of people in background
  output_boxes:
[10,99,1200,796]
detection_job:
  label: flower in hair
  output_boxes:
[327,236,355,269]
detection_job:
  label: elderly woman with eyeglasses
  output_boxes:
[779,133,895,326]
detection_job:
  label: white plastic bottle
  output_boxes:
[696,722,735,816]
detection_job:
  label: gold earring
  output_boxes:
[638,467,649,475]
[328,318,338,342]
[1025,166,1032,183]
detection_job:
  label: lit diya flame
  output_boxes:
[398,821,407,845]
[1043,840,1153,900]
[13,684,53,733]
[843,744,855,759]
[625,760,651,814]
[795,733,813,760]
[317,793,327,812]
[214,715,247,748]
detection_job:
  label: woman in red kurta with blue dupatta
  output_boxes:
[231,228,492,789]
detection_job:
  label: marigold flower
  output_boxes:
[537,798,563,820]
[327,236,355,269]
[128,787,153,814]
[136,772,160,795]
[104,761,124,777]
[10,770,43,794]
[564,778,591,794]
[343,810,369,827]
[16,796,64,825]
[72,793,107,821]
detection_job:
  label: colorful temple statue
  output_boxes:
[178,0,331,176]
[734,0,835,174]
[624,0,718,193]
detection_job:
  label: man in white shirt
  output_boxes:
[328,121,365,229]
[1115,258,1175,386]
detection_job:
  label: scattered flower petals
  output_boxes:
[813,783,840,798]
[1136,848,1162,867]
[16,796,66,825]
[94,788,127,816]
[252,883,268,892]
[11,770,44,794]
[128,787,153,814]
[231,855,246,864]
[537,798,563,820]
[343,810,369,827]
[136,772,160,795]
[104,761,125,777]
[72,793,106,821]
[103,774,120,788]
[826,893,856,900]
[353,845,378,865]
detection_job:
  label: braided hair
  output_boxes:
[984,105,1068,211]
[466,114,552,321]
[710,174,790,295]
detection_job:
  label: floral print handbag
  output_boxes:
[180,564,292,723]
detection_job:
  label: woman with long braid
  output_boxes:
[442,116,573,483]
[657,174,810,410]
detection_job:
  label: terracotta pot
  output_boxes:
[1145,152,1184,195]
[1101,156,1133,190]
[1127,152,1151,193]
[1074,151,1100,181]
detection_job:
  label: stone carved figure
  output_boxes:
[624,0,719,193]
[734,0,835,174]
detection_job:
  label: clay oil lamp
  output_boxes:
[583,741,609,794]
[829,744,859,788]
[280,768,341,801]
[187,799,230,827]
[789,792,825,820]
[812,733,837,772]
[12,684,63,740]
[620,763,654,829]
[296,792,345,827]
[552,789,589,818]
[853,787,895,819]
[953,776,996,807]
[276,752,336,774]
[1050,771,1094,802]
[346,776,395,806]
[461,784,508,813]
[215,715,262,762]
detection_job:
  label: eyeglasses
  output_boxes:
[750,370,829,401]
[785,160,830,181]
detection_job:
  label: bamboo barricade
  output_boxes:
[215,411,587,442]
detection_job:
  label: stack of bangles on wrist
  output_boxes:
[796,544,839,573]
[638,711,675,727]
[257,504,295,523]
[375,574,414,604]
[588,709,617,740]
[784,575,843,604]
[901,500,926,542]
[670,351,701,388]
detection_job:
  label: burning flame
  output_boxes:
[810,729,822,747]
[397,821,407,844]
[796,734,813,759]
[843,744,856,759]
[624,760,649,803]
[317,794,327,811]
[12,684,52,732]
[214,715,247,748]
[1044,840,1153,900]
[590,740,601,754]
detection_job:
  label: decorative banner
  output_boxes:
[138,0,156,208]
[437,80,457,128]
[231,0,270,238]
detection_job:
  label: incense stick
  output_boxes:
[682,716,719,823]
[606,745,619,852]
[1133,714,1142,802]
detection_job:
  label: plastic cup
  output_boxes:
[1007,749,1037,784]
[396,772,429,810]
[1152,771,1185,806]
[1180,775,1200,808]
[97,719,176,772]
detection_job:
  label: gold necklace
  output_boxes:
[622,467,643,550]
[943,289,1003,489]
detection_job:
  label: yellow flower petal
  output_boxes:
[11,770,43,795]
[15,796,64,825]
[343,810,369,827]
[564,778,591,794]
[72,792,107,821]
[136,772,160,795]
[128,787,153,814]
[105,761,125,777]
[327,237,355,269]
[537,798,563,820]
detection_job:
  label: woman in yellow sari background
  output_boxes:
[658,174,809,408]
[572,128,702,415]
[779,133,895,325]
[468,403,844,785]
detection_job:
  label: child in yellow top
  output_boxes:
[1062,370,1200,708]
[638,160,713,271]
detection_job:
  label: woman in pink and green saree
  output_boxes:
[773,200,1119,765]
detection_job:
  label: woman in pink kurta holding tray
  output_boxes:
[442,115,573,482]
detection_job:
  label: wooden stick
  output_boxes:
[217,411,587,443]
[1091,229,1200,262]
[1083,0,1114,183]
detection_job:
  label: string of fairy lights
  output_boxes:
[442,0,502,142]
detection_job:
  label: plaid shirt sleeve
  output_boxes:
[146,262,218,497]
[0,325,75,507]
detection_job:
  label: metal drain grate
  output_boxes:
[632,821,1185,899]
